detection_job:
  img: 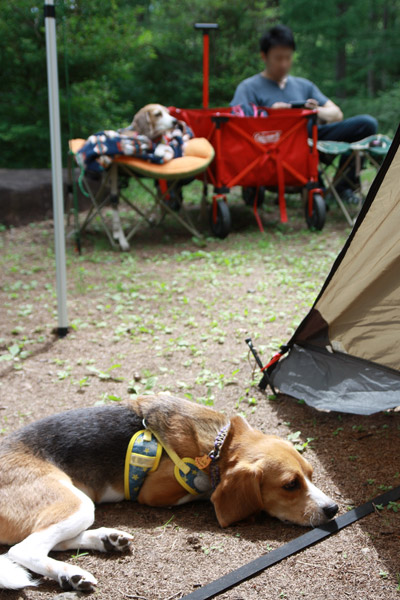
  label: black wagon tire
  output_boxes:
[305,193,326,231]
[210,200,231,239]
[242,186,265,207]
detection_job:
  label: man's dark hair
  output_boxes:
[260,25,296,54]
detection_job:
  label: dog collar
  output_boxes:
[209,423,230,460]
[209,423,230,490]
[194,423,231,490]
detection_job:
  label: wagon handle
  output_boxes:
[194,23,219,109]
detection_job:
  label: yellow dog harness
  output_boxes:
[124,428,204,501]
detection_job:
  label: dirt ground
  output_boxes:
[0,193,399,600]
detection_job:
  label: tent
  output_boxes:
[263,125,400,415]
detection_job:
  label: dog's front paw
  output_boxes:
[112,229,130,251]
[118,237,130,252]
[59,569,97,592]
[154,143,174,162]
[101,529,133,552]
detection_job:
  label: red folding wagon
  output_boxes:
[168,23,325,238]
[170,105,325,237]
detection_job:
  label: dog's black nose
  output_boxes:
[323,503,339,520]
[172,118,178,126]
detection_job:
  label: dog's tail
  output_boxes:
[0,553,38,589]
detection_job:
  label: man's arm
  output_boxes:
[305,98,343,123]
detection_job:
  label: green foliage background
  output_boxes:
[1,0,399,168]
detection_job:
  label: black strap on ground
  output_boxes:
[181,485,400,600]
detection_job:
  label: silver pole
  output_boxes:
[44,0,69,336]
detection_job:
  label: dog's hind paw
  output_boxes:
[101,529,133,552]
[59,569,97,592]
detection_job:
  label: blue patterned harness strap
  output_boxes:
[124,429,162,501]
[124,429,204,500]
[174,458,203,495]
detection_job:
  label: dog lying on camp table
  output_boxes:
[0,393,338,592]
[110,103,192,251]
[126,103,191,160]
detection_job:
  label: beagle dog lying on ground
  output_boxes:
[0,394,338,592]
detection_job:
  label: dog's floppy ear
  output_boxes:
[211,460,263,528]
[131,109,152,137]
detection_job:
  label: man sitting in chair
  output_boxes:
[230,24,378,203]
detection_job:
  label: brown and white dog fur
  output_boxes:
[129,104,178,162]
[0,394,338,591]
[112,104,178,251]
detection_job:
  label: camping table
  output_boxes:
[68,137,215,250]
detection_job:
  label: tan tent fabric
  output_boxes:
[268,125,400,415]
[315,142,400,370]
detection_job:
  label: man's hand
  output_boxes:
[305,98,319,110]
[271,102,292,109]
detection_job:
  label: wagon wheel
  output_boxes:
[210,199,231,239]
[305,193,326,231]
[242,186,265,207]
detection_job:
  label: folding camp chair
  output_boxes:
[68,138,215,250]
[317,134,392,226]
